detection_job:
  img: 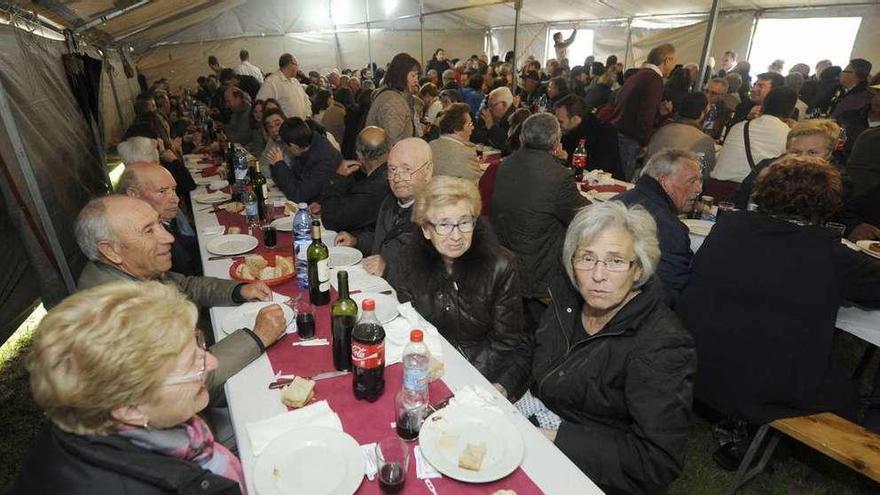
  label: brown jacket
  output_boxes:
[77,262,262,395]
[321,101,347,146]
[429,134,483,183]
[365,88,415,146]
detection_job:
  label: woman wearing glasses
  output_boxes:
[527,201,696,494]
[12,281,245,494]
[394,176,530,399]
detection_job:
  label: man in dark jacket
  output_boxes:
[222,86,255,150]
[471,86,515,155]
[614,148,702,302]
[491,113,589,327]
[831,58,873,143]
[336,138,433,284]
[267,117,341,204]
[611,43,677,180]
[554,94,625,179]
[319,126,390,234]
[220,67,261,102]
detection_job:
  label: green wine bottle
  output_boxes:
[307,220,330,305]
[331,271,358,371]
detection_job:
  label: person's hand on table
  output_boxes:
[240,282,273,301]
[336,160,361,177]
[848,222,880,242]
[335,231,356,247]
[362,255,386,276]
[540,428,557,442]
[265,147,283,165]
[252,304,286,348]
[308,202,322,216]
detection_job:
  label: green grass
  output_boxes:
[0,307,878,493]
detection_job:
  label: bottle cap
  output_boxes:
[410,329,423,342]
[298,202,308,209]
[362,299,375,311]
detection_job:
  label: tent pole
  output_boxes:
[746,11,761,61]
[106,56,126,142]
[624,18,633,68]
[365,0,373,75]
[419,0,425,68]
[511,0,522,86]
[697,0,720,88]
[0,76,77,293]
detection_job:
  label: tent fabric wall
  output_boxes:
[100,50,140,147]
[0,24,110,311]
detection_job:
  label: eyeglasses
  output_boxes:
[388,159,431,181]
[163,330,208,386]
[430,217,476,236]
[572,254,636,272]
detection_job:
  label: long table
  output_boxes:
[187,169,602,494]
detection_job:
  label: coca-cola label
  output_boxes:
[572,154,587,169]
[352,341,384,369]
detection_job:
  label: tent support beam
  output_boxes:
[697,0,720,87]
[73,0,150,33]
[746,11,762,61]
[419,0,425,67]
[624,18,633,68]
[0,74,76,293]
[365,0,373,75]
[511,0,521,86]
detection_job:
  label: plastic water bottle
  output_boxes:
[293,203,312,289]
[395,329,430,440]
[243,184,259,232]
[402,329,430,400]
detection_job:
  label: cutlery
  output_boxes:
[207,254,244,261]
[269,370,351,389]
[199,199,234,211]
[349,289,393,295]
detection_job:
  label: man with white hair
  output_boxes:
[117,163,202,276]
[117,134,195,209]
[75,195,286,396]
[335,137,433,283]
[491,113,589,328]
[471,86,516,155]
[614,148,703,302]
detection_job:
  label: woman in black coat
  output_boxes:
[425,48,452,76]
[526,201,696,495]
[395,176,530,398]
[678,155,880,427]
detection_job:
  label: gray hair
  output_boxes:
[562,201,660,288]
[117,137,159,164]
[75,197,114,261]
[641,148,699,180]
[488,86,513,107]
[784,71,805,94]
[708,77,729,92]
[725,72,742,93]
[442,69,455,82]
[115,166,142,194]
[521,112,560,151]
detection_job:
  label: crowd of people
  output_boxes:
[11,37,880,495]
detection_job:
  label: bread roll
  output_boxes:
[280,376,315,408]
[458,442,487,471]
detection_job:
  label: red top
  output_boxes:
[361,299,375,311]
[409,329,423,342]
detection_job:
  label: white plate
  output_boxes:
[253,427,363,495]
[221,301,294,335]
[193,175,214,185]
[856,240,880,260]
[682,218,714,236]
[350,292,399,324]
[419,404,524,483]
[270,216,294,232]
[329,246,363,268]
[205,234,258,256]
[193,191,231,204]
[209,179,229,190]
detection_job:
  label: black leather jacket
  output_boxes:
[531,273,696,494]
[394,221,530,397]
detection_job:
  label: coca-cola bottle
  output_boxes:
[352,299,386,402]
[572,138,588,182]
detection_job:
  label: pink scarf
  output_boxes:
[119,415,246,493]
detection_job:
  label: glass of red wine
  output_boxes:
[375,437,409,494]
[294,299,316,340]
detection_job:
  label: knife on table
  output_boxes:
[268,370,351,389]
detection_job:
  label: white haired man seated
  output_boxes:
[117,135,196,210]
[470,86,516,155]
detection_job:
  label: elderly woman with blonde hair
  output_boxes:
[11,281,245,494]
[394,176,530,399]
[519,201,696,494]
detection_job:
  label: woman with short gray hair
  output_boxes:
[521,201,696,494]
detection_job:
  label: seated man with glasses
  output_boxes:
[521,201,695,494]
[394,176,530,400]
[335,137,434,283]
[614,148,703,303]
[470,86,516,155]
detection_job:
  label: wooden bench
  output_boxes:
[726,413,880,494]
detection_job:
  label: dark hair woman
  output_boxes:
[364,53,422,146]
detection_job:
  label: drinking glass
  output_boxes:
[375,437,409,494]
[295,299,316,340]
[262,225,277,249]
[824,222,846,238]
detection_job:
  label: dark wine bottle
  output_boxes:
[307,220,330,305]
[252,160,268,222]
[330,271,358,371]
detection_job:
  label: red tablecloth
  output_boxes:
[579,183,626,194]
[211,210,542,494]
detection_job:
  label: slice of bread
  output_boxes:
[458,442,487,471]
[276,255,294,275]
[280,376,315,409]
[245,255,268,273]
[259,266,280,280]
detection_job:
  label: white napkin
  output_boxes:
[292,338,329,347]
[383,302,443,365]
[201,226,225,236]
[361,443,378,481]
[414,445,442,479]
[449,385,505,415]
[246,400,342,456]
